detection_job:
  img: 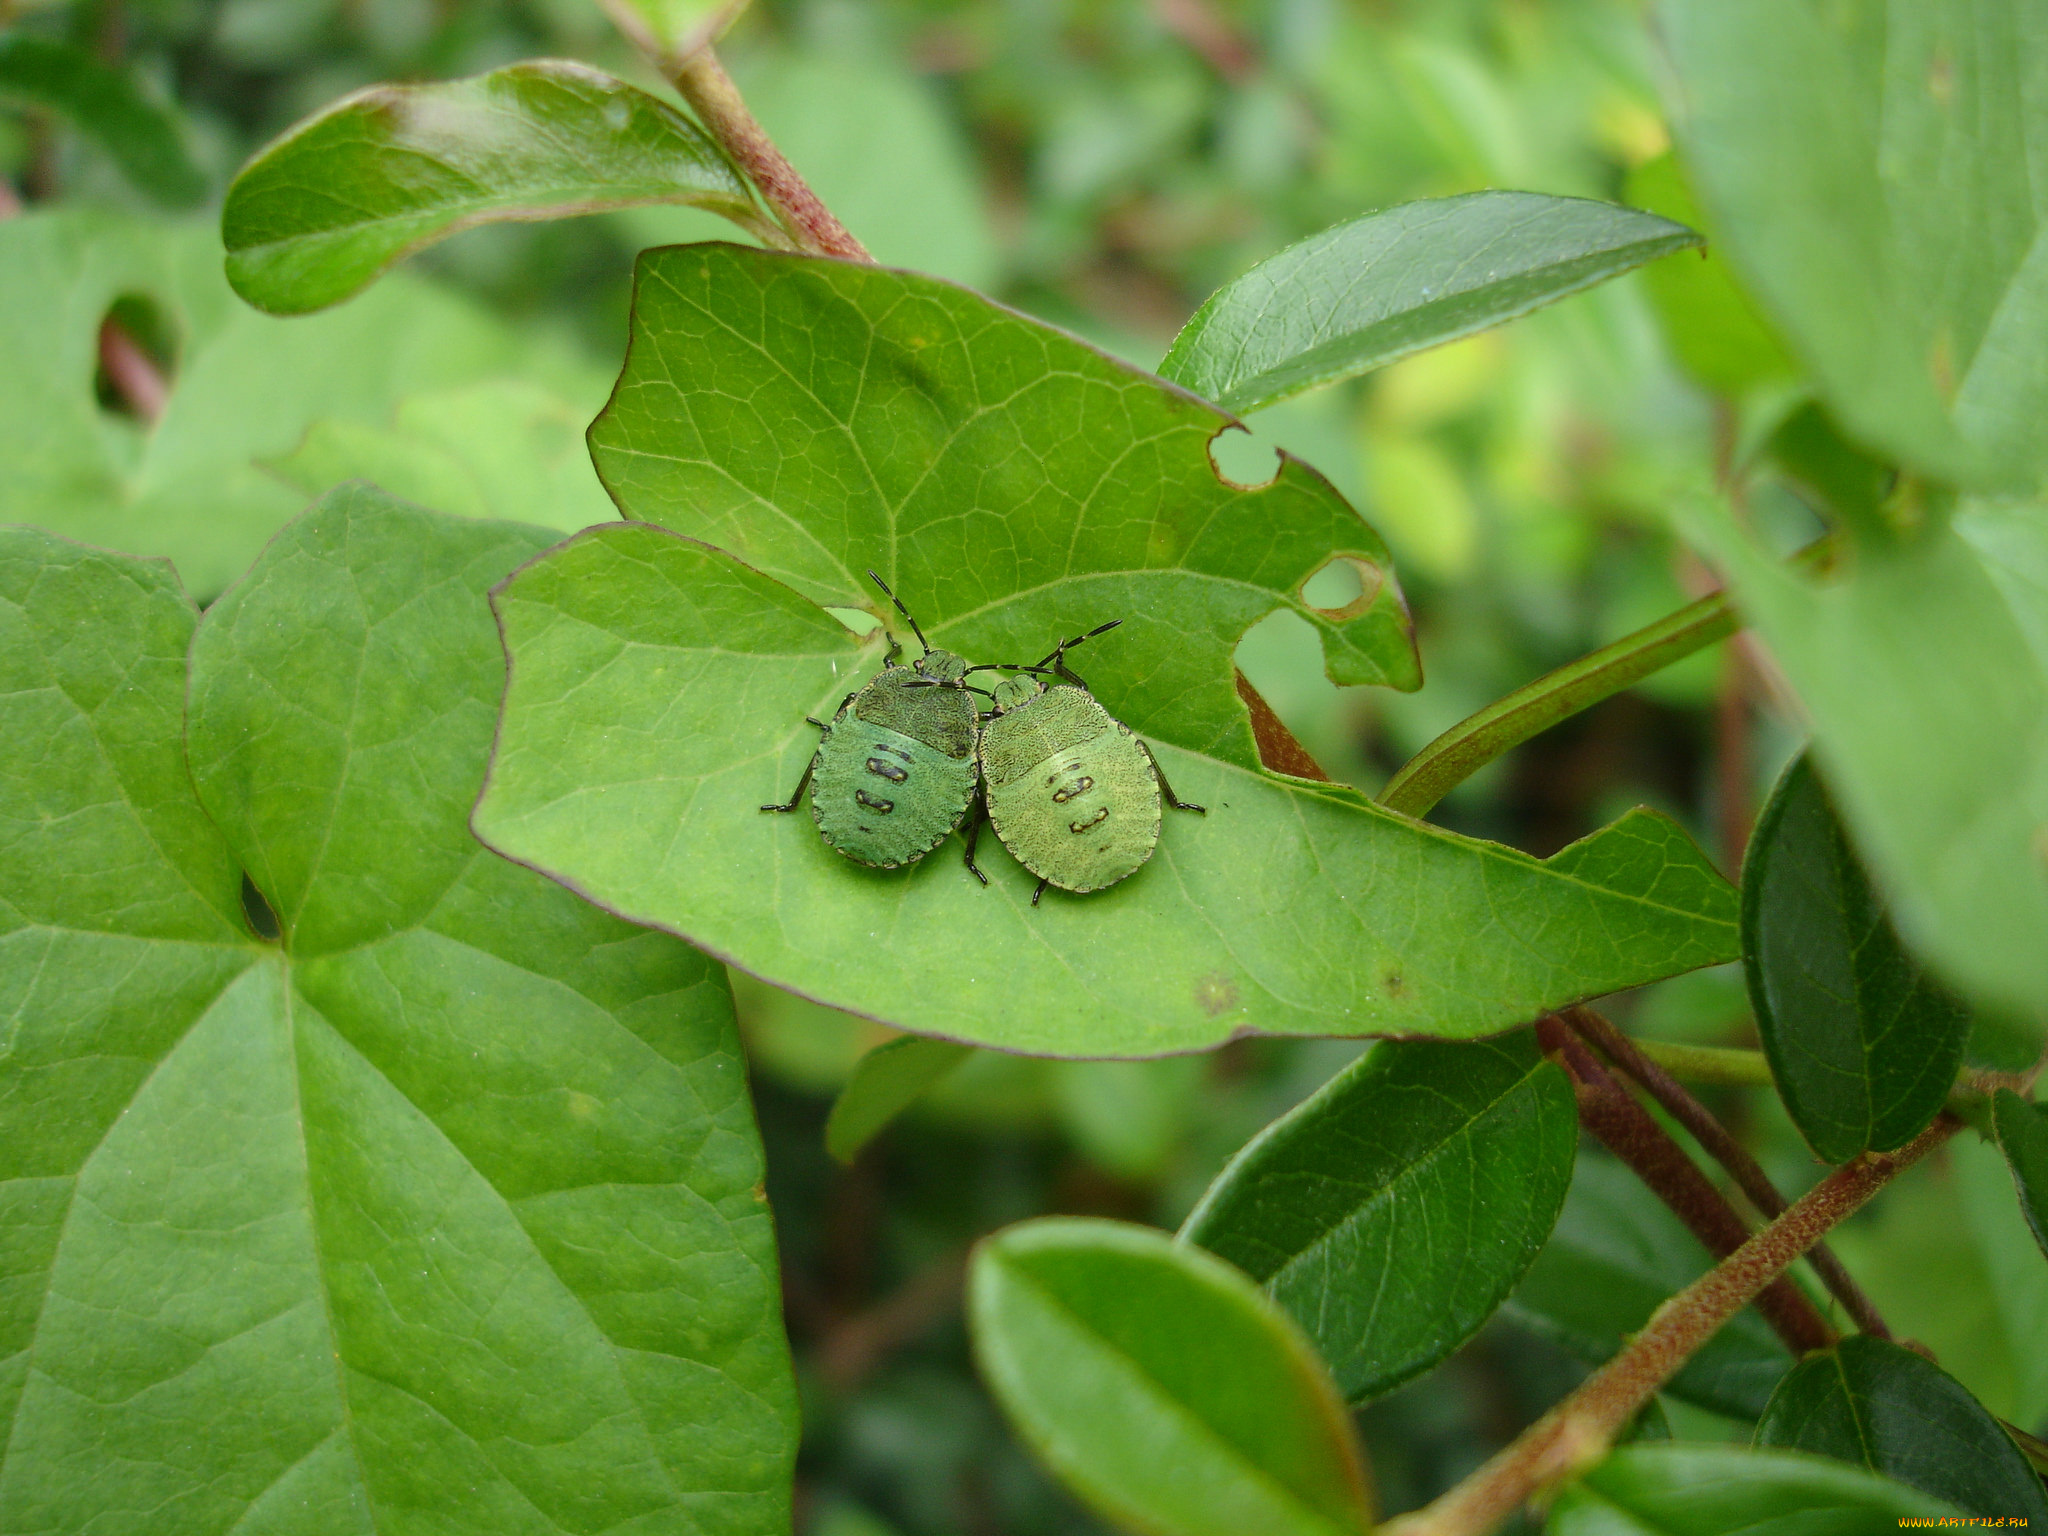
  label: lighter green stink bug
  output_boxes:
[762,572,987,870]
[964,621,1206,904]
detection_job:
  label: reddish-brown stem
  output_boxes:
[1384,1115,1959,1536]
[1150,0,1256,80]
[97,317,168,423]
[1535,1017,1834,1356]
[1564,1007,1892,1340]
[0,178,20,219]
[666,45,870,260]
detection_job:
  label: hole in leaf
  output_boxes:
[240,871,281,942]
[1206,424,1282,490]
[94,293,177,424]
[825,606,882,637]
[1299,556,1382,622]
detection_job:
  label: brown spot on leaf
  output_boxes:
[1383,972,1404,997]
[1194,971,1239,1017]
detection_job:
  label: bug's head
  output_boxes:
[990,673,1043,712]
[914,648,968,683]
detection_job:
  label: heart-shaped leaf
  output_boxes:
[1992,1089,2048,1262]
[0,33,207,207]
[223,60,765,315]
[0,489,796,1530]
[473,247,1741,1056]
[1756,1336,2048,1523]
[1550,1446,1956,1535]
[1158,192,1699,415]
[1742,753,1971,1163]
[1181,1032,1576,1402]
[0,208,606,599]
[1505,1155,1791,1419]
[969,1218,1373,1536]
[1660,0,2048,491]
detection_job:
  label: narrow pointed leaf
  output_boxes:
[1157,192,1699,414]
[1756,1336,2048,1523]
[0,491,797,1530]
[1505,1156,1791,1419]
[476,245,1740,1055]
[223,61,761,315]
[0,33,206,206]
[1660,0,2048,490]
[1743,753,1970,1163]
[1993,1090,2048,1261]
[1181,1033,1575,1402]
[825,1035,975,1163]
[1550,1446,1956,1535]
[969,1218,1373,1536]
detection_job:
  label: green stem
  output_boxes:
[1376,590,1737,818]
[1633,1039,1776,1087]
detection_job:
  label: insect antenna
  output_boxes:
[1032,618,1122,670]
[960,661,1057,677]
[867,569,931,655]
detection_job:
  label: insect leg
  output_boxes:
[1031,876,1050,907]
[1139,741,1207,813]
[761,751,820,814]
[960,792,990,886]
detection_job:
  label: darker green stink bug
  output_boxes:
[762,572,987,870]
[962,621,1206,904]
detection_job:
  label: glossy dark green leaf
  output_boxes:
[1661,0,2048,491]
[1682,494,2048,1030]
[1505,1156,1791,1419]
[1743,753,1970,1163]
[0,207,605,598]
[825,1035,975,1163]
[472,246,1742,1056]
[1993,1090,2048,1261]
[969,1218,1373,1536]
[223,60,763,315]
[1756,1335,2048,1523]
[0,490,797,1530]
[0,32,206,206]
[1157,192,1699,414]
[1181,1033,1575,1402]
[1551,1446,1956,1535]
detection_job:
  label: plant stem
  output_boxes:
[97,316,168,423]
[1565,1007,1890,1340]
[1633,1039,1776,1087]
[1383,1115,1959,1536]
[663,45,870,260]
[1535,1017,1834,1356]
[1377,591,1737,818]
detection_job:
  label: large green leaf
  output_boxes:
[1156,192,1698,414]
[0,208,604,599]
[1756,1336,2048,1523]
[1742,754,1970,1163]
[1180,1033,1575,1402]
[1660,0,2048,491]
[473,245,1740,1056]
[0,32,207,207]
[1682,494,2048,1026]
[477,524,1739,1055]
[0,490,796,1532]
[1992,1090,2048,1262]
[1504,1156,1791,1419]
[223,61,763,315]
[1550,1446,1956,1535]
[968,1218,1373,1536]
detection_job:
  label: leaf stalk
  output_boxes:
[1382,1114,1959,1536]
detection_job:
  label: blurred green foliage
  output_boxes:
[5,0,2035,1529]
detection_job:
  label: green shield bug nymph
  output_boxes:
[966,621,1206,905]
[762,572,987,871]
